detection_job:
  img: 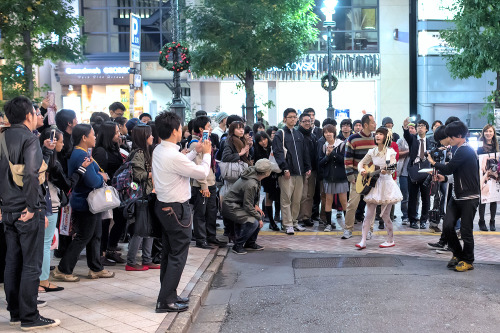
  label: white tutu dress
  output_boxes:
[357,147,403,205]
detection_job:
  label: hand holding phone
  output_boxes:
[202,130,209,142]
[87,148,92,159]
[50,129,56,143]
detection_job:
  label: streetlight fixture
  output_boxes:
[169,0,186,123]
[321,0,338,119]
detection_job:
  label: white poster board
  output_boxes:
[479,153,500,204]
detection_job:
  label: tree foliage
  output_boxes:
[0,0,86,100]
[440,0,500,114]
[187,0,319,124]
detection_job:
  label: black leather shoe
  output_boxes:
[155,302,189,313]
[301,219,314,227]
[196,241,214,249]
[177,296,190,304]
[207,238,227,247]
[410,222,419,229]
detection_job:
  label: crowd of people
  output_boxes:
[0,95,490,330]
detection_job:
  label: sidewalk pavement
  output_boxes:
[0,244,224,333]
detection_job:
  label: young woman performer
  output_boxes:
[356,127,403,249]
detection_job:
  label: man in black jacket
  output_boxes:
[303,108,322,139]
[403,118,433,229]
[0,96,60,330]
[297,113,317,227]
[427,121,479,272]
[272,108,311,235]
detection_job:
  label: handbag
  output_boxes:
[0,132,48,187]
[408,160,431,183]
[133,192,162,238]
[87,183,121,214]
[217,160,248,182]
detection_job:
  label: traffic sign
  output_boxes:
[130,14,141,63]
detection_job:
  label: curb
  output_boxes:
[157,246,229,333]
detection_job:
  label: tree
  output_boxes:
[187,0,319,125]
[440,0,500,122]
[0,0,85,100]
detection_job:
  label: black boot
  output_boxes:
[490,220,496,231]
[479,220,488,231]
[266,206,279,231]
[324,211,334,231]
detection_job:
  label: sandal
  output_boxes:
[39,283,64,292]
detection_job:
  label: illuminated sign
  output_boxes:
[267,62,317,72]
[65,67,129,75]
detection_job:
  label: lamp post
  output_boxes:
[169,0,186,123]
[321,0,338,119]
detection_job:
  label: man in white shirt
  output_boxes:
[152,112,212,313]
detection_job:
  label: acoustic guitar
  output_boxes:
[356,163,397,195]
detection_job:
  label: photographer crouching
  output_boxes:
[427,121,479,272]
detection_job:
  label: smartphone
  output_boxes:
[410,116,417,121]
[47,91,56,108]
[87,148,92,159]
[202,130,209,142]
[249,131,254,138]
[50,129,56,143]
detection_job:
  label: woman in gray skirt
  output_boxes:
[318,124,349,231]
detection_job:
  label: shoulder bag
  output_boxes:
[0,132,48,187]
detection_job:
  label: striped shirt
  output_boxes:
[344,131,376,182]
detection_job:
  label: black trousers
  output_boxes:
[192,185,217,243]
[0,220,6,283]
[101,206,127,252]
[155,200,191,304]
[3,209,44,324]
[234,221,260,248]
[408,181,430,223]
[58,210,103,274]
[443,197,479,264]
[355,197,366,221]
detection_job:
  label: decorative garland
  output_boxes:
[159,42,191,72]
[321,74,338,92]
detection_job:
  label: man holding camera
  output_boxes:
[427,121,479,272]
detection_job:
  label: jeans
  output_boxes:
[58,210,103,274]
[234,220,260,248]
[192,185,217,243]
[443,197,479,264]
[3,209,44,324]
[40,213,58,281]
[126,235,153,265]
[155,200,191,304]
[399,176,409,219]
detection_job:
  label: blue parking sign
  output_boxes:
[130,14,141,63]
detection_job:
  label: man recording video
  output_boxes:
[427,121,479,272]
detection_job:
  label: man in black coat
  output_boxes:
[403,118,433,229]
[297,113,317,226]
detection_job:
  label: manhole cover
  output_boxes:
[292,257,403,269]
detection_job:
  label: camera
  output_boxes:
[424,147,445,164]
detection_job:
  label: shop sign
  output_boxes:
[418,31,456,56]
[65,67,129,75]
[267,62,317,72]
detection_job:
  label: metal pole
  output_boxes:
[326,25,335,119]
[169,0,186,123]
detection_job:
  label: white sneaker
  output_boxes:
[366,231,372,240]
[324,224,333,232]
[286,226,295,235]
[341,230,352,239]
[294,225,306,232]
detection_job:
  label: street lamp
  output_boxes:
[321,0,338,119]
[169,0,186,123]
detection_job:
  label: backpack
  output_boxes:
[111,150,142,206]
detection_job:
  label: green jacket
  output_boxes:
[222,167,261,224]
[131,149,153,195]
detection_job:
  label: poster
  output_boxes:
[479,153,500,204]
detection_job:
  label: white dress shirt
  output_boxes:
[152,141,211,203]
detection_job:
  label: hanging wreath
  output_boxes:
[159,42,191,73]
[321,74,338,92]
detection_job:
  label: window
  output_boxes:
[310,0,379,53]
[82,0,174,55]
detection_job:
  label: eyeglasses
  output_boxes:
[286,116,297,119]
[417,124,426,128]
[301,120,311,124]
